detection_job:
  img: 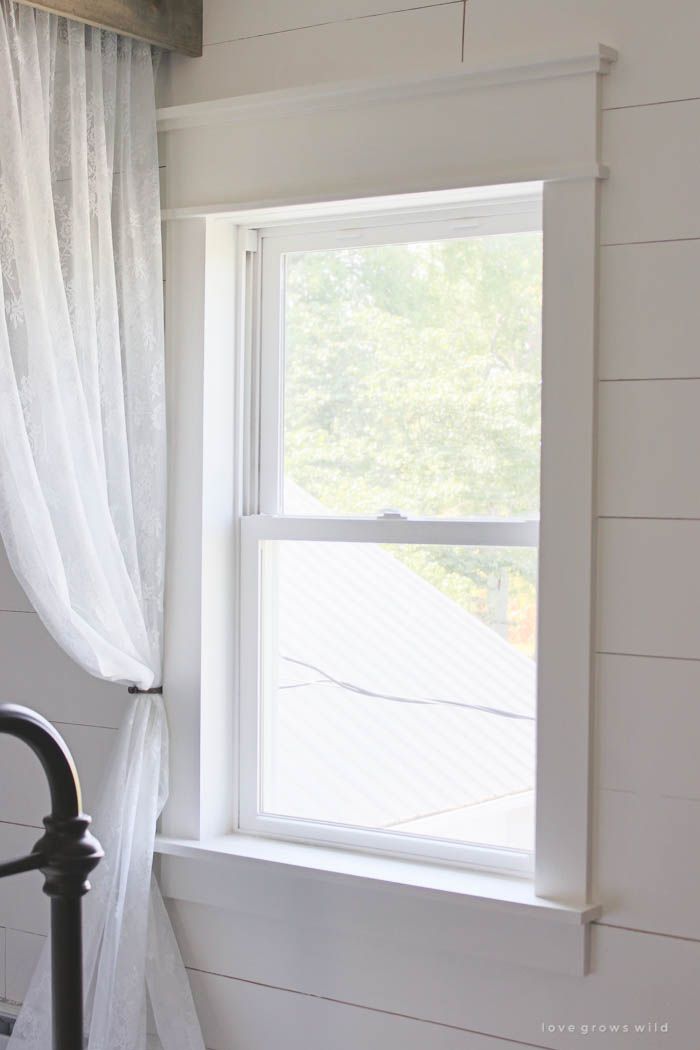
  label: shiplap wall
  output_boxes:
[3,1,700,1047]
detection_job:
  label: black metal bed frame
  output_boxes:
[0,704,103,1050]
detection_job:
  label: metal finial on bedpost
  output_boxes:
[0,704,103,1050]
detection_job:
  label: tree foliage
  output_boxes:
[283,232,542,656]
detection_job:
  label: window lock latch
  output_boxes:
[377,508,407,520]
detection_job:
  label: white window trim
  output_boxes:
[161,180,605,1005]
[158,43,612,977]
[256,203,542,515]
[161,173,598,907]
[155,831,601,978]
[156,47,617,137]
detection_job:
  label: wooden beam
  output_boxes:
[15,0,202,56]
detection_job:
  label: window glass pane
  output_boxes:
[283,231,542,518]
[260,539,537,853]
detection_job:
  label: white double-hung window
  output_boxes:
[239,187,544,876]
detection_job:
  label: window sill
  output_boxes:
[155,834,600,976]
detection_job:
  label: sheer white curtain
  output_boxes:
[0,3,204,1048]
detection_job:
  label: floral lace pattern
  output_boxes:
[0,4,204,1049]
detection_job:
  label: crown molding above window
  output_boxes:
[156,45,617,133]
[158,43,614,214]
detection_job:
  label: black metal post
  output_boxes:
[51,897,84,1050]
[0,704,103,1050]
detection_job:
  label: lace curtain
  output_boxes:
[0,3,204,1048]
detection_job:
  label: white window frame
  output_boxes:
[161,175,598,922]
[238,193,544,876]
[159,52,611,974]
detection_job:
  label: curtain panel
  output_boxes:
[0,3,204,1048]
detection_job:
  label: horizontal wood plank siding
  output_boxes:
[203,0,454,45]
[163,3,463,106]
[598,380,700,518]
[599,240,700,380]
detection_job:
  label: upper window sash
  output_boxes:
[255,204,542,517]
